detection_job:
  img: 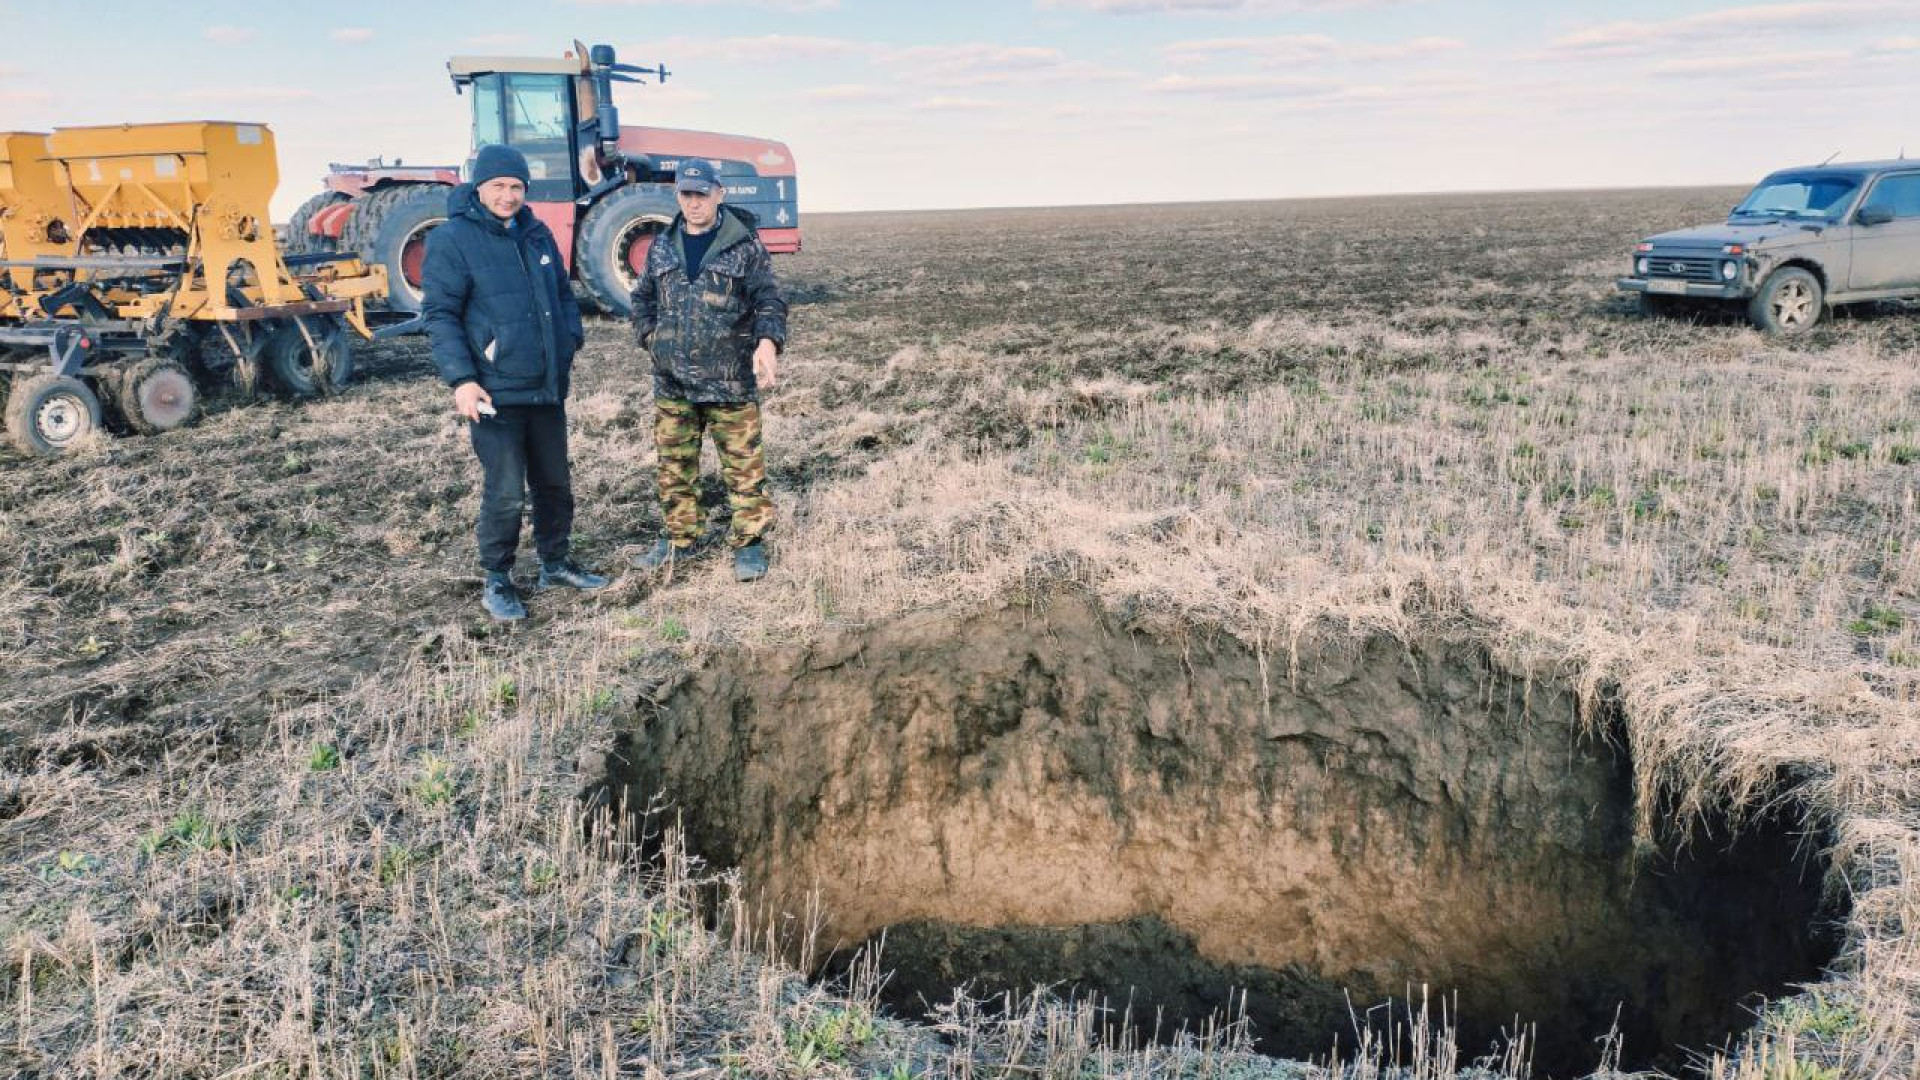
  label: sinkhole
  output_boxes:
[593,593,1843,1076]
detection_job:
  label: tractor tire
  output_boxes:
[284,191,348,256]
[5,373,102,455]
[576,185,678,317]
[347,184,450,314]
[263,317,353,399]
[1748,267,1824,336]
[118,357,198,435]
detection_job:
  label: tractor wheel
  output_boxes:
[576,185,677,317]
[5,373,103,455]
[349,185,449,314]
[284,191,348,256]
[118,357,199,435]
[263,317,353,399]
[1748,267,1824,336]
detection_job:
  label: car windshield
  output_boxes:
[1731,174,1861,220]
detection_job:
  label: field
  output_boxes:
[2,187,1916,1078]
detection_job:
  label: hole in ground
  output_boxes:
[594,592,1844,1076]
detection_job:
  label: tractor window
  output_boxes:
[472,76,506,149]
[505,75,570,142]
[501,74,578,201]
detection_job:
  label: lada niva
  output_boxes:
[1618,160,1920,334]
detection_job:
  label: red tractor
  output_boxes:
[284,41,799,318]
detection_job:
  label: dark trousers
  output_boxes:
[469,402,574,572]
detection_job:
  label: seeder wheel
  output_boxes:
[119,357,199,434]
[263,316,353,399]
[5,373,102,455]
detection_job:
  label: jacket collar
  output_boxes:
[671,205,752,257]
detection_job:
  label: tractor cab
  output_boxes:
[295,41,798,317]
[447,42,650,203]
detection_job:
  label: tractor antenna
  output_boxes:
[1820,149,1841,165]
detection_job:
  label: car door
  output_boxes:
[1849,171,1920,293]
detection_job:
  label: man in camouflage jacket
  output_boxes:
[629,159,788,582]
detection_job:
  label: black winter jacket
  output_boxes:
[422,184,584,406]
[630,206,787,404]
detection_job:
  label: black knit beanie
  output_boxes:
[472,144,531,186]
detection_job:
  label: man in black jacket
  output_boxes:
[422,144,607,621]
[630,159,788,582]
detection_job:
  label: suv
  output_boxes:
[1617,160,1920,334]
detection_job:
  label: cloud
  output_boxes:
[805,83,888,103]
[1164,33,1464,66]
[909,95,1005,111]
[1649,50,1850,78]
[647,35,876,64]
[1867,35,1920,53]
[203,25,255,45]
[647,36,1130,87]
[572,0,839,10]
[0,87,52,106]
[175,86,320,103]
[886,42,1133,86]
[459,34,530,49]
[1039,0,1417,11]
[1146,72,1342,98]
[1544,1,1912,59]
[330,28,375,44]
[643,86,715,106]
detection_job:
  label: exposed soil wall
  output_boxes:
[597,593,1839,1074]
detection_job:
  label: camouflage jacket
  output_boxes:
[630,206,788,404]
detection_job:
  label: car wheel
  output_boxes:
[1748,267,1823,336]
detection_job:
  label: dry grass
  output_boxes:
[3,187,1917,1076]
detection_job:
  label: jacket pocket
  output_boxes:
[699,274,741,312]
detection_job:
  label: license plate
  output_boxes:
[1647,279,1689,296]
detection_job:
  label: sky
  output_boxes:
[1,0,1917,218]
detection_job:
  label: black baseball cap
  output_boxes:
[676,160,721,194]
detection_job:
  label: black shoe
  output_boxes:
[538,558,609,591]
[631,537,690,571]
[733,541,769,582]
[482,570,527,621]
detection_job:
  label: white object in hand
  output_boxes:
[476,400,497,417]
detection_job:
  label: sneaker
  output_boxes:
[538,558,609,591]
[630,537,690,571]
[482,570,527,621]
[733,541,769,582]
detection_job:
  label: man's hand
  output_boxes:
[453,381,493,422]
[753,338,779,390]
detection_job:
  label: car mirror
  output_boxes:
[1857,204,1895,227]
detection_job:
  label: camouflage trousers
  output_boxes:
[654,397,773,549]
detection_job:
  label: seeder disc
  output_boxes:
[121,358,198,434]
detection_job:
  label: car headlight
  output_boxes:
[1636,257,1650,276]
[1720,260,1739,281]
